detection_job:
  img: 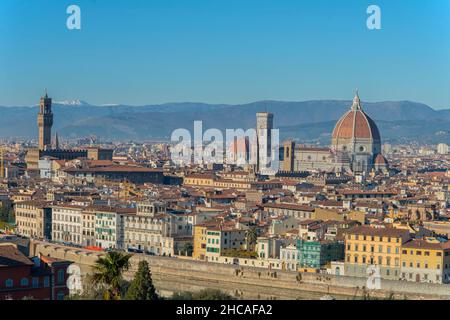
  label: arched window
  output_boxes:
[5,279,13,288]
[20,278,29,286]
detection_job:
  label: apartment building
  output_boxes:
[123,201,191,255]
[193,224,209,261]
[92,206,135,250]
[280,244,299,271]
[193,221,223,260]
[81,210,96,247]
[15,201,52,240]
[297,239,345,269]
[344,225,411,280]
[123,201,167,254]
[262,203,315,220]
[205,227,246,262]
[400,237,450,284]
[51,204,84,245]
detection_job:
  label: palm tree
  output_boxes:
[246,227,258,251]
[92,251,132,300]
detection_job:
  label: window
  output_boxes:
[20,278,29,286]
[5,279,13,288]
[57,269,65,284]
[32,277,39,288]
[57,291,65,300]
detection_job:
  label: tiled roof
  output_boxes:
[262,203,315,212]
[345,225,410,238]
[0,244,33,267]
[332,108,380,141]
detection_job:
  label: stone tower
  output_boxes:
[256,112,274,174]
[38,91,53,151]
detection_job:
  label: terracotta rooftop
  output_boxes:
[64,165,163,173]
[262,203,315,212]
[0,244,33,268]
[346,225,410,238]
[402,238,450,250]
[332,107,381,141]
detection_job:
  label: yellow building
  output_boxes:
[193,224,208,261]
[193,222,247,262]
[15,200,53,239]
[344,225,411,280]
[183,174,216,187]
[400,238,450,284]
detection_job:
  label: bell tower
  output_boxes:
[38,91,53,150]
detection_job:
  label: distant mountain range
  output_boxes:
[0,100,449,144]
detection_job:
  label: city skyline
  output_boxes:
[1,0,450,306]
[1,0,450,109]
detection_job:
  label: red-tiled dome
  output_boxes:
[332,93,380,141]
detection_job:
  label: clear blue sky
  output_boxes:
[0,0,449,108]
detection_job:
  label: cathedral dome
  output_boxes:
[332,92,380,141]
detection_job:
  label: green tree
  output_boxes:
[125,260,158,300]
[245,227,258,251]
[0,206,14,224]
[181,242,193,256]
[91,251,132,300]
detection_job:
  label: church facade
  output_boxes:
[280,92,388,175]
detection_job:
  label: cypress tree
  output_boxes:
[125,260,158,300]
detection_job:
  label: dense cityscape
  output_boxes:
[0,91,449,300]
[1,1,450,310]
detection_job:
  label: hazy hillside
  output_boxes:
[0,100,449,144]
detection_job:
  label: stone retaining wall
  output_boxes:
[31,241,450,300]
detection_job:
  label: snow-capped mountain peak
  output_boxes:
[53,99,89,106]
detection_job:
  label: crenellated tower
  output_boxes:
[38,91,53,150]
